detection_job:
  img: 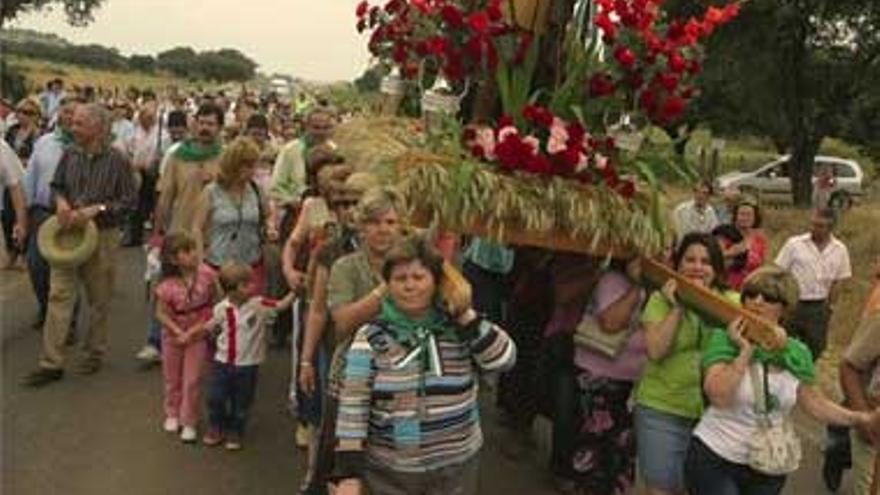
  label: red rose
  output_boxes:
[614,46,637,68]
[356,1,369,18]
[667,51,687,73]
[589,73,616,97]
[441,5,465,28]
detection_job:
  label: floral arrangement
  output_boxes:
[589,0,741,124]
[464,105,636,198]
[356,0,524,84]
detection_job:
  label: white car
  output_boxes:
[714,155,865,208]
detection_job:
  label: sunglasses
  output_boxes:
[741,287,785,305]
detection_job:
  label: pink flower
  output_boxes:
[497,125,519,142]
[522,135,540,155]
[594,153,609,170]
[474,126,496,159]
[576,152,589,172]
[547,118,570,154]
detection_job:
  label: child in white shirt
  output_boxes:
[203,261,295,450]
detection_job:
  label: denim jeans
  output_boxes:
[208,362,259,435]
[26,208,52,322]
[684,436,786,495]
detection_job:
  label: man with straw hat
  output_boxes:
[23,103,137,387]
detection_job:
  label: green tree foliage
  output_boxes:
[354,65,384,93]
[1,0,103,28]
[679,0,880,206]
[127,54,156,73]
[156,47,257,82]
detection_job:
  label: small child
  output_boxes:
[154,232,219,443]
[203,261,296,450]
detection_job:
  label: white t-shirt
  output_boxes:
[673,199,720,236]
[694,362,801,464]
[207,296,281,366]
[775,233,851,301]
[0,140,25,210]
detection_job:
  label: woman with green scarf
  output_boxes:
[332,236,516,495]
[685,265,880,494]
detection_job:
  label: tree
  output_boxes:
[354,65,384,92]
[686,0,880,206]
[128,54,156,73]
[156,46,199,78]
[1,0,103,28]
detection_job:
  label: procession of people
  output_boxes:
[1,79,879,495]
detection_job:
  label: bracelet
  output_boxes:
[299,362,314,368]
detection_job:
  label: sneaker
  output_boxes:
[180,426,197,443]
[225,433,242,451]
[136,344,161,362]
[202,429,223,446]
[295,424,310,449]
[22,368,64,388]
[163,417,179,433]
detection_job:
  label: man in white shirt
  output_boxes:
[673,180,719,237]
[776,207,853,493]
[123,101,169,247]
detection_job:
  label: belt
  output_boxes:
[798,299,828,305]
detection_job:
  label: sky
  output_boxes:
[10,0,371,82]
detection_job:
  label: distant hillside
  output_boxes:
[1,28,260,85]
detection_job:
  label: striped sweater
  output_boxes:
[334,316,516,476]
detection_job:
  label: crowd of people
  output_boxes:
[1,77,879,495]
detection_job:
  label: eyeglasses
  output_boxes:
[742,287,785,305]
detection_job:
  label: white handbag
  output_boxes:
[746,362,802,476]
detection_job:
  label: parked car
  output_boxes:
[714,155,864,209]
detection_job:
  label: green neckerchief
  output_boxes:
[173,138,221,162]
[702,328,816,384]
[55,128,74,145]
[377,298,457,380]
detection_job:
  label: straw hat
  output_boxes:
[37,216,99,268]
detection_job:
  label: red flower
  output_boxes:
[494,134,530,171]
[553,147,581,174]
[660,95,687,121]
[667,20,686,43]
[393,42,408,63]
[467,11,491,34]
[617,180,636,198]
[639,88,658,112]
[687,59,702,75]
[614,46,637,69]
[589,73,616,97]
[368,6,380,25]
[704,6,725,25]
[356,1,369,18]
[595,13,617,39]
[470,145,486,159]
[722,3,742,23]
[487,4,504,22]
[384,0,403,14]
[411,0,431,15]
[357,18,368,32]
[567,122,586,146]
[656,72,679,92]
[498,115,514,128]
[667,51,687,73]
[523,104,554,128]
[441,5,465,28]
[426,36,449,57]
[524,155,553,176]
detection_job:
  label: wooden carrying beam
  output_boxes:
[411,212,787,351]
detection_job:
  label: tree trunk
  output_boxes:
[789,134,821,208]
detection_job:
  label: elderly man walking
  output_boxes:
[23,103,137,387]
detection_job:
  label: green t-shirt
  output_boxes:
[635,289,740,419]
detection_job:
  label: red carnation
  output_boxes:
[523,105,554,128]
[470,145,486,159]
[617,180,636,198]
[524,155,553,176]
[567,122,586,147]
[660,95,687,121]
[589,73,616,97]
[614,46,637,69]
[356,0,369,18]
[667,20,686,42]
[498,115,514,128]
[667,52,687,73]
[554,147,581,174]
[384,0,403,14]
[467,11,491,34]
[639,88,658,112]
[441,5,465,28]
[656,72,680,92]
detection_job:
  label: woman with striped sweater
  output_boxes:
[332,236,516,495]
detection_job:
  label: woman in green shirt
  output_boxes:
[635,232,734,495]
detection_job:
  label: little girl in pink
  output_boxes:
[154,232,219,443]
